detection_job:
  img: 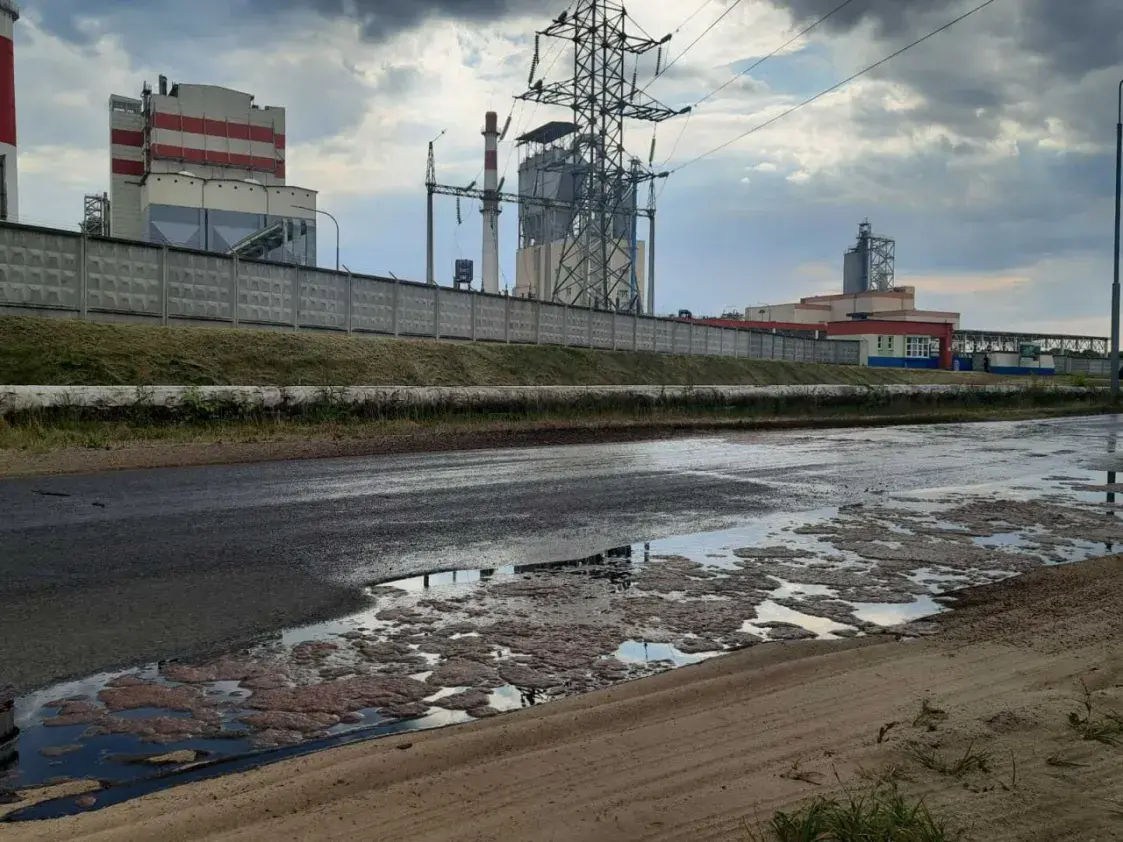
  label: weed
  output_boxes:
[743,784,961,842]
[1045,754,1089,768]
[913,698,949,731]
[1073,372,1089,388]
[878,721,899,744]
[857,764,913,788]
[905,741,990,778]
[780,759,824,787]
[1068,680,1123,747]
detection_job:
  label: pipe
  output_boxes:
[0,1,18,222]
[647,211,656,316]
[481,111,501,294]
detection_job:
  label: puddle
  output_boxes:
[6,463,1123,819]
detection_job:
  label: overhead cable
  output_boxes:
[671,0,1003,173]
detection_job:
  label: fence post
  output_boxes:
[161,246,169,326]
[587,307,593,349]
[231,257,239,327]
[633,311,639,351]
[346,271,353,335]
[504,294,511,343]
[689,321,695,356]
[770,333,777,360]
[562,304,568,347]
[535,300,542,345]
[470,291,477,341]
[611,312,617,351]
[78,234,88,319]
[392,276,400,337]
[433,285,441,340]
[653,317,658,352]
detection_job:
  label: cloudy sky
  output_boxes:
[15,0,1123,333]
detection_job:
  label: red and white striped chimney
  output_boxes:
[0,1,17,222]
[481,110,500,295]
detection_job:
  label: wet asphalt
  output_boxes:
[2,415,1121,692]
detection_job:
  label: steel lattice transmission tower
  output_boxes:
[518,1,683,311]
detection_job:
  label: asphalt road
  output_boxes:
[2,415,1120,692]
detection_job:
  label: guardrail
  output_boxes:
[0,221,859,366]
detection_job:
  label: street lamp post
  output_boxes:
[1113,80,1123,399]
[295,205,339,271]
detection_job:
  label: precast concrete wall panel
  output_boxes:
[351,276,395,334]
[566,308,590,347]
[437,288,473,339]
[537,301,565,345]
[299,269,347,330]
[705,327,722,357]
[508,298,537,344]
[238,260,293,325]
[655,319,674,354]
[749,332,765,358]
[590,311,613,350]
[85,239,162,315]
[166,250,233,321]
[0,226,80,309]
[397,284,436,337]
[474,295,506,342]
[735,330,750,358]
[636,317,656,352]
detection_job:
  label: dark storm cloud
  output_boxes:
[781,0,1121,78]
[251,0,555,40]
[33,0,556,46]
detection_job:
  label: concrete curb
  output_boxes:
[0,383,1097,416]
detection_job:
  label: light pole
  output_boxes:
[1113,80,1122,398]
[295,205,339,271]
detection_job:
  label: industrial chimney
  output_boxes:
[481,111,501,295]
[0,0,18,222]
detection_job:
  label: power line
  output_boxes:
[653,0,746,83]
[695,0,860,109]
[672,0,1003,173]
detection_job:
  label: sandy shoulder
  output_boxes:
[5,556,1123,842]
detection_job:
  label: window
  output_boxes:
[876,335,894,354]
[906,336,931,358]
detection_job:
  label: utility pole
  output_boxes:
[517,0,685,311]
[1112,80,1122,398]
[425,130,445,286]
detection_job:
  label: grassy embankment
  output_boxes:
[0,316,1109,460]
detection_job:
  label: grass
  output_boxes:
[1068,681,1123,747]
[743,785,961,842]
[0,315,1044,388]
[905,741,991,778]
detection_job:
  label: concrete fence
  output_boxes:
[0,221,859,366]
[1054,356,1113,377]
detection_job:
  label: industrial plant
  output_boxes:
[0,0,1109,377]
[90,76,318,265]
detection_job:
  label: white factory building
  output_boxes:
[108,77,317,265]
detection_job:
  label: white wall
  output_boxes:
[143,175,315,218]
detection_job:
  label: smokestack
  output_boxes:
[481,110,501,295]
[0,1,18,222]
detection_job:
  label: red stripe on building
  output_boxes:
[111,128,144,147]
[149,143,279,172]
[151,111,277,144]
[275,134,285,150]
[686,318,826,333]
[825,320,952,337]
[111,158,145,176]
[275,161,285,180]
[0,37,15,147]
[484,150,498,170]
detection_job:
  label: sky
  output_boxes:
[14,0,1123,334]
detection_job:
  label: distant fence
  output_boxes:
[1054,356,1113,377]
[0,221,859,367]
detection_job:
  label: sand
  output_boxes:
[5,554,1123,841]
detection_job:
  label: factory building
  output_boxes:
[512,122,646,310]
[0,0,18,222]
[108,77,317,265]
[687,221,961,370]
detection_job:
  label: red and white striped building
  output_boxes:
[0,0,19,221]
[109,78,316,263]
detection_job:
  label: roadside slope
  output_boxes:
[6,555,1122,841]
[0,315,999,387]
